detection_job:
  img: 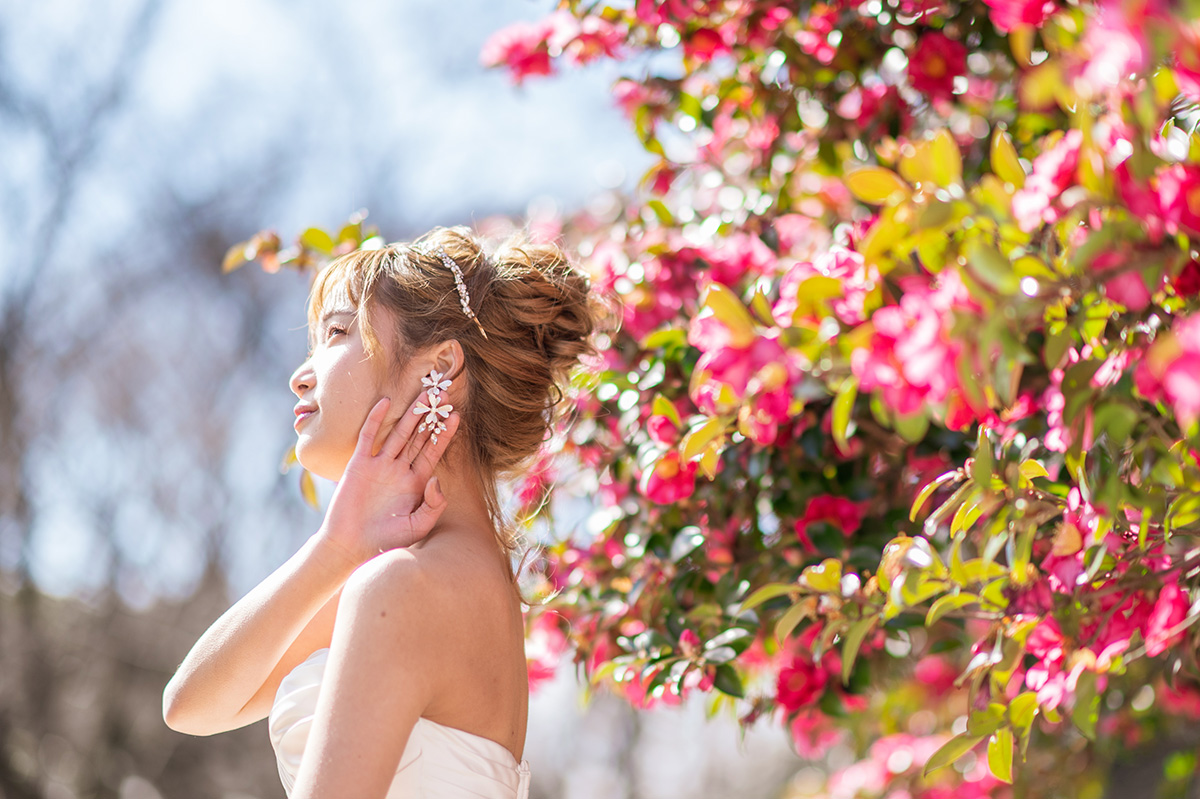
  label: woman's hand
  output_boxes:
[317,394,460,568]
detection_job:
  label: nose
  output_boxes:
[290,360,315,398]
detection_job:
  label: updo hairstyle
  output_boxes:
[307,226,599,558]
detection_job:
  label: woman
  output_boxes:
[163,226,597,799]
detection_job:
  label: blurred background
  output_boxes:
[0,1,804,796]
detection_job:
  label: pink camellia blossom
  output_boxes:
[776,653,829,712]
[1145,582,1190,656]
[907,32,967,99]
[795,4,840,64]
[1012,129,1082,232]
[548,13,624,65]
[480,18,556,84]
[646,413,681,446]
[1175,24,1200,101]
[836,83,913,139]
[982,0,1056,31]
[775,248,879,327]
[1156,164,1200,236]
[684,27,730,62]
[639,450,698,504]
[1173,260,1200,298]
[1092,250,1152,311]
[1077,2,1147,96]
[525,612,568,691]
[788,710,843,758]
[850,271,976,417]
[795,494,867,543]
[1135,313,1200,428]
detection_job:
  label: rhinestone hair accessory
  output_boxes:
[433,247,489,340]
[414,368,453,444]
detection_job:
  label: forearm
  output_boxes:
[162,531,357,735]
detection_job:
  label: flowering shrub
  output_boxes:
[230,0,1200,793]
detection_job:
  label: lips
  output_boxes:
[294,404,317,429]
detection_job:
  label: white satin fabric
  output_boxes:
[269,648,531,799]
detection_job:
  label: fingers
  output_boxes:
[377,392,426,460]
[356,397,391,457]
[407,476,450,536]
[407,411,459,477]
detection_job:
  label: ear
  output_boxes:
[428,339,465,380]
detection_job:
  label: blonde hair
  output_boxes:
[307,226,600,567]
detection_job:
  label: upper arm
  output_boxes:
[289,551,442,799]
[232,586,344,727]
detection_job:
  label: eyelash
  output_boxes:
[326,324,347,340]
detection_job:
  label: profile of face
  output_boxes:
[288,288,401,481]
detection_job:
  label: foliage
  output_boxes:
[234,0,1200,794]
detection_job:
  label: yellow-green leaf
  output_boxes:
[738,583,800,613]
[775,600,813,641]
[846,167,910,205]
[930,129,963,188]
[832,376,858,453]
[910,470,962,521]
[801,559,843,593]
[926,592,979,626]
[988,728,1014,783]
[841,617,875,685]
[300,470,319,509]
[681,417,725,461]
[966,241,1020,294]
[924,733,984,777]
[651,394,681,428]
[300,227,335,254]
[701,283,757,347]
[990,129,1026,189]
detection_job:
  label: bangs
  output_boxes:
[306,248,395,356]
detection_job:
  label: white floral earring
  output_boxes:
[414,369,453,444]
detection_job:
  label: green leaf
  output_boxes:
[775,600,813,641]
[924,733,984,777]
[739,583,800,613]
[712,663,743,698]
[926,592,979,626]
[841,616,875,685]
[641,328,688,351]
[967,703,1008,737]
[832,377,858,453]
[1072,670,1100,739]
[988,728,1014,783]
[930,129,963,188]
[966,241,1020,294]
[894,410,929,443]
[972,427,995,490]
[846,167,910,205]
[669,526,705,561]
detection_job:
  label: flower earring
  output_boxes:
[413,369,453,444]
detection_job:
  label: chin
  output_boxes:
[294,438,346,483]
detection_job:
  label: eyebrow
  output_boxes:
[319,308,356,326]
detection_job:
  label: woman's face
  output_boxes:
[289,293,401,481]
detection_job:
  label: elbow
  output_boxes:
[162,678,210,736]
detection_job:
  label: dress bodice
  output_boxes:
[268,648,531,799]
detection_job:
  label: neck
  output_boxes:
[421,445,498,551]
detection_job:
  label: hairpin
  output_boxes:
[433,247,489,340]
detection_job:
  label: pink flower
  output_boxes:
[526,612,568,691]
[776,654,829,712]
[796,494,867,542]
[1093,250,1152,311]
[1135,313,1200,428]
[683,27,730,62]
[851,272,975,416]
[1077,3,1147,96]
[982,0,1056,31]
[1145,582,1190,656]
[550,13,624,65]
[639,450,698,503]
[788,710,842,758]
[480,18,556,84]
[1157,164,1200,236]
[1012,129,1082,232]
[795,4,840,65]
[1173,260,1200,298]
[907,32,967,99]
[1175,24,1200,101]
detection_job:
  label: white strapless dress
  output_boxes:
[269,648,531,799]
